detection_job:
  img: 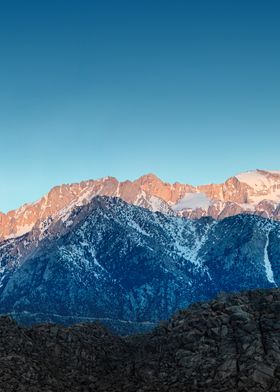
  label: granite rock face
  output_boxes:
[0,197,280,333]
[1,289,280,391]
[1,169,280,240]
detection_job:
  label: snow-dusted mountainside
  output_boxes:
[1,169,280,241]
[0,196,279,333]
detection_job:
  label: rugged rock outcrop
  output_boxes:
[1,288,280,391]
[1,169,280,240]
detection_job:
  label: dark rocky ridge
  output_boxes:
[1,288,280,391]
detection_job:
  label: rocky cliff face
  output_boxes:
[1,169,280,241]
[0,196,279,333]
[1,288,280,391]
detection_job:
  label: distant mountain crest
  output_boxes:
[1,169,280,240]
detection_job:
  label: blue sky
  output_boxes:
[0,0,280,212]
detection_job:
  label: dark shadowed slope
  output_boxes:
[0,197,280,333]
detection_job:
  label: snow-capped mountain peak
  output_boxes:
[1,169,280,241]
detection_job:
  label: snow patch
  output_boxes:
[172,192,212,211]
[236,170,279,189]
[65,220,73,227]
[263,231,276,285]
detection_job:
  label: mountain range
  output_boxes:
[1,169,280,241]
[0,168,280,333]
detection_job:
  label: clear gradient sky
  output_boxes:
[0,0,280,212]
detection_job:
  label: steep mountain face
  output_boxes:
[1,288,280,391]
[0,196,279,332]
[1,169,280,241]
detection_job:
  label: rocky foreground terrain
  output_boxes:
[1,288,280,391]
